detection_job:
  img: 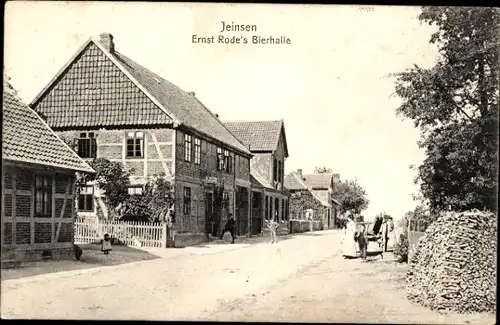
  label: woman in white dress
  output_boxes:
[341,215,358,258]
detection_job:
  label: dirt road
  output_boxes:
[1,230,495,324]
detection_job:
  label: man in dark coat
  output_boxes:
[220,213,236,244]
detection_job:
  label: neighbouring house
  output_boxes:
[224,120,290,235]
[284,169,341,229]
[29,33,253,247]
[2,80,95,263]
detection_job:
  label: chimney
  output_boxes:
[296,169,303,180]
[99,33,115,53]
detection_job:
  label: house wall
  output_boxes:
[1,163,76,261]
[56,128,175,183]
[174,129,251,234]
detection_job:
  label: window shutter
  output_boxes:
[91,138,97,158]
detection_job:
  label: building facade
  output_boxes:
[284,169,340,229]
[29,33,253,244]
[224,120,290,235]
[2,81,94,262]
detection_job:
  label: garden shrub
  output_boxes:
[393,232,409,263]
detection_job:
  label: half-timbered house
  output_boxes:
[29,33,253,247]
[2,81,95,263]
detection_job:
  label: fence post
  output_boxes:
[161,223,168,248]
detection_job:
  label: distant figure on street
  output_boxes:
[356,224,368,262]
[381,216,390,252]
[220,213,236,244]
[101,233,112,255]
[268,218,279,243]
[341,214,358,258]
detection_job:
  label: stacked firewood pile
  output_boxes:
[406,209,497,313]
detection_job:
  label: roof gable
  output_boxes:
[284,172,330,207]
[30,37,251,156]
[302,173,334,190]
[31,41,173,128]
[3,82,94,173]
[224,120,289,157]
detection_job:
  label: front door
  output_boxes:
[205,192,214,236]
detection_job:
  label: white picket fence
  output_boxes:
[74,216,165,248]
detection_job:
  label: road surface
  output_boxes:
[1,230,494,324]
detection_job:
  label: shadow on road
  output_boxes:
[1,244,160,281]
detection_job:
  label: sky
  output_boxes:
[4,2,440,220]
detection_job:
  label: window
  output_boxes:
[128,186,143,196]
[34,174,52,217]
[285,200,289,221]
[223,150,232,173]
[78,185,94,212]
[217,147,224,171]
[126,131,144,158]
[265,197,269,221]
[282,198,285,221]
[275,198,280,221]
[194,138,201,165]
[270,197,273,220]
[183,187,191,215]
[278,161,282,185]
[184,134,192,162]
[77,132,97,158]
[273,158,277,182]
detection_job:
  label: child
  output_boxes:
[356,224,368,261]
[267,219,279,244]
[101,233,112,255]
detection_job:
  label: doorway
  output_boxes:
[205,192,214,236]
[251,191,263,235]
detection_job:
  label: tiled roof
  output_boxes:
[284,172,307,190]
[112,51,251,155]
[250,168,272,189]
[2,82,95,173]
[31,38,251,156]
[302,173,333,190]
[32,42,173,128]
[284,172,330,207]
[224,120,288,157]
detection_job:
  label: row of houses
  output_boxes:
[2,33,341,261]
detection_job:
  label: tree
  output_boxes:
[392,7,499,214]
[86,158,131,218]
[331,179,369,215]
[289,190,324,220]
[314,166,333,174]
[119,174,175,222]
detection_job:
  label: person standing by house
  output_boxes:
[341,214,358,258]
[220,213,236,244]
[381,216,390,252]
[267,218,279,243]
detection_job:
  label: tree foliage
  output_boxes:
[119,174,175,222]
[289,190,324,220]
[87,158,131,210]
[392,7,499,213]
[331,179,369,214]
[314,166,333,174]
